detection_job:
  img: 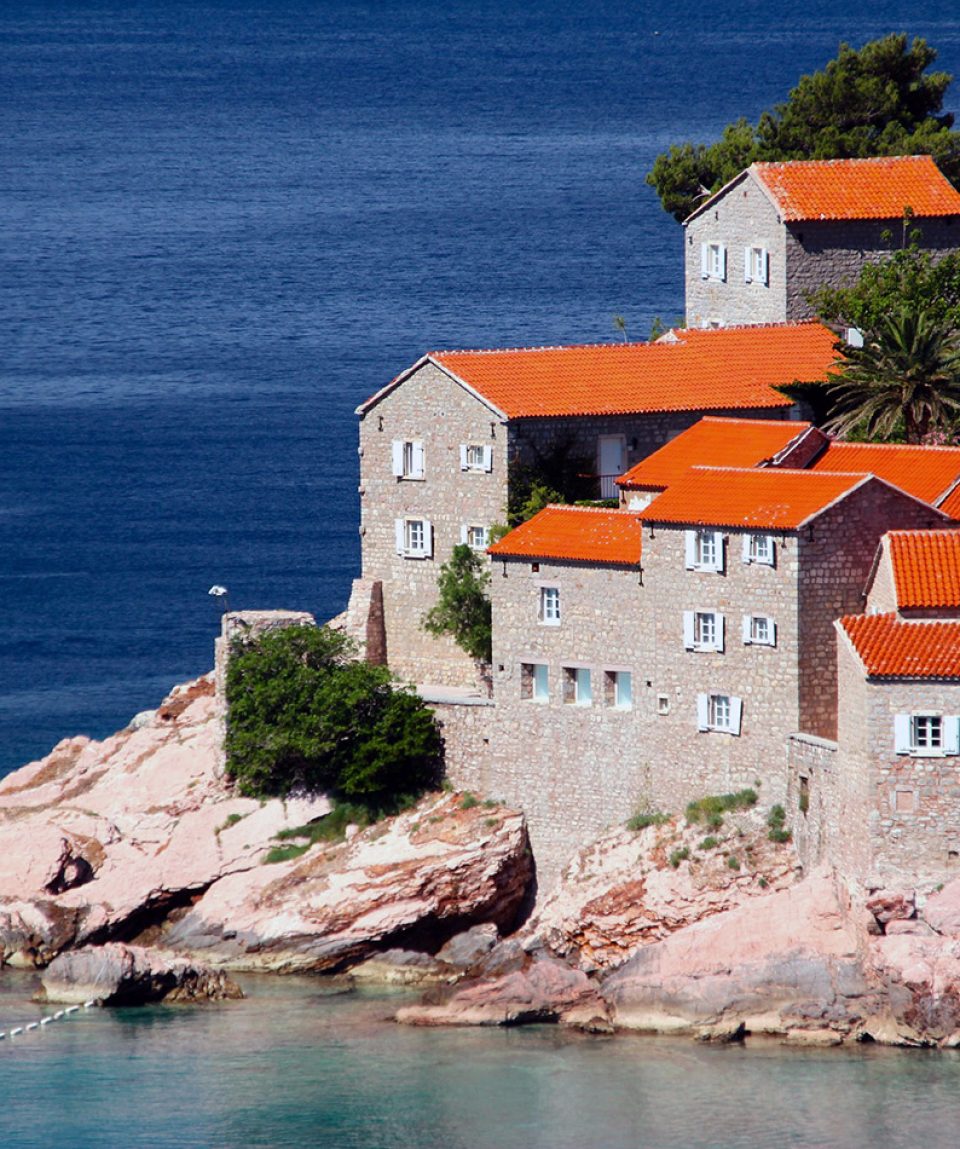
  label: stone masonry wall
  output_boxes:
[797,483,945,738]
[427,697,496,794]
[864,536,898,614]
[684,173,787,328]
[359,362,508,686]
[785,216,960,320]
[835,636,960,889]
[786,732,839,873]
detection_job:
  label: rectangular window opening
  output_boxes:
[539,586,560,626]
[605,670,632,710]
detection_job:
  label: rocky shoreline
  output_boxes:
[3,676,960,1045]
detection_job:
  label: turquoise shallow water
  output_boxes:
[1,970,959,1148]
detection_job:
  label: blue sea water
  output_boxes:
[6,3,960,1143]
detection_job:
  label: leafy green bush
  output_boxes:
[767,804,793,845]
[727,855,741,871]
[699,836,719,851]
[422,545,492,663]
[685,790,758,828]
[459,792,479,810]
[627,811,670,832]
[274,803,372,845]
[225,625,441,812]
[669,846,691,869]
[262,843,311,866]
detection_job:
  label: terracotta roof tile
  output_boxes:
[935,483,960,520]
[806,442,960,505]
[618,416,812,490]
[887,530,960,610]
[637,466,866,530]
[487,505,642,565]
[839,613,960,678]
[752,156,960,221]
[411,322,836,419]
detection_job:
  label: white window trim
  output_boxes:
[895,713,960,757]
[685,529,725,573]
[741,533,775,566]
[459,443,493,473]
[460,524,490,551]
[395,517,433,559]
[700,241,727,282]
[392,439,425,480]
[743,244,769,286]
[697,692,743,736]
[538,585,561,627]
[683,609,724,653]
[742,614,776,647]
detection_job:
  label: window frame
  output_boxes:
[605,669,633,710]
[742,533,775,566]
[685,529,724,573]
[395,516,433,559]
[700,241,727,281]
[743,244,769,286]
[392,439,425,480]
[894,712,960,757]
[563,666,592,706]
[520,662,549,703]
[742,613,776,647]
[683,608,724,653]
[459,443,493,473]
[697,692,743,736]
[538,585,561,627]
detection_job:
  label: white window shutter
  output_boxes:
[945,717,960,756]
[767,618,777,647]
[481,526,490,546]
[743,246,752,283]
[712,531,725,573]
[423,520,433,557]
[459,444,469,471]
[742,534,752,563]
[395,519,406,555]
[715,612,725,653]
[742,615,753,644]
[729,696,743,735]
[720,245,727,281]
[760,249,769,286]
[482,445,493,472]
[412,441,425,479]
[700,243,709,279]
[696,693,709,731]
[391,441,405,477]
[684,530,697,569]
[683,611,695,650]
[760,539,775,567]
[894,714,911,754]
[460,525,468,545]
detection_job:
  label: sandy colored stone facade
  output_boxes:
[684,168,960,328]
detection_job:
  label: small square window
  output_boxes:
[913,714,942,752]
[745,534,774,565]
[695,611,716,648]
[539,586,560,626]
[702,242,726,280]
[709,693,731,731]
[745,245,768,285]
[751,616,771,645]
[521,662,549,703]
[563,667,592,706]
[465,525,488,550]
[465,444,485,469]
[698,692,742,735]
[605,670,632,710]
[657,694,670,716]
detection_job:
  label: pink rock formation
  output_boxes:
[524,812,797,972]
[0,679,532,972]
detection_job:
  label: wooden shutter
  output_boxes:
[395,519,406,555]
[893,714,911,754]
[684,530,697,569]
[759,248,769,285]
[482,445,493,472]
[742,534,752,563]
[766,618,777,647]
[712,531,725,573]
[700,243,709,279]
[460,525,469,545]
[715,612,725,653]
[729,696,743,735]
[696,694,709,731]
[742,615,753,644]
[459,445,469,471]
[944,716,960,756]
[412,441,425,479]
[423,520,433,557]
[391,441,405,477]
[720,245,727,282]
[683,611,695,650]
[743,246,752,283]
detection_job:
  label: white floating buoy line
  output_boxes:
[0,997,101,1042]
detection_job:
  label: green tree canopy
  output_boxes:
[225,625,441,810]
[422,544,492,664]
[824,307,960,443]
[648,35,960,222]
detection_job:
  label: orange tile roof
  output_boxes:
[886,530,960,610]
[618,416,812,490]
[839,613,960,679]
[935,482,960,521]
[805,442,960,505]
[487,505,642,565]
[358,322,836,419]
[752,156,960,221]
[637,466,867,530]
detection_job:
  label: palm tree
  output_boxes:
[824,308,960,443]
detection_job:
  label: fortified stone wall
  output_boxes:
[797,483,945,738]
[684,175,787,327]
[358,362,508,686]
[785,217,960,320]
[786,732,839,873]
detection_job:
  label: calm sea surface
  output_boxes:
[5,3,960,1143]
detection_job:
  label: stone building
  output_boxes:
[684,155,960,329]
[450,469,947,880]
[351,322,836,686]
